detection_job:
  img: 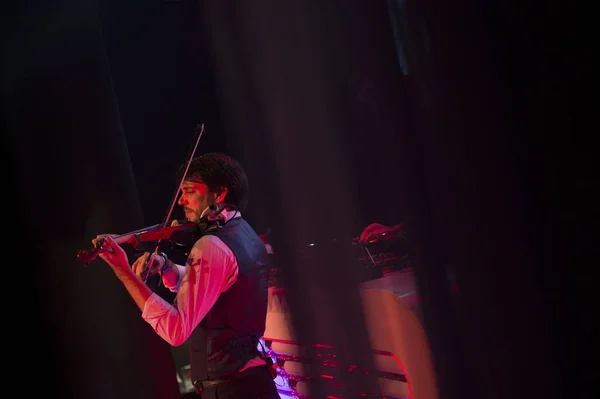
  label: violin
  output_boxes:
[77,204,227,265]
[77,221,198,264]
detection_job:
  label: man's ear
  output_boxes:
[215,187,229,203]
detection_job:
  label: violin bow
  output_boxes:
[142,123,206,281]
[161,123,205,227]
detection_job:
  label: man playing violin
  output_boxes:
[93,153,279,399]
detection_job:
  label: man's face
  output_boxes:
[177,180,217,223]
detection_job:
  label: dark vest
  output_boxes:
[189,217,269,382]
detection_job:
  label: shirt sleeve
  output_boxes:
[163,264,186,292]
[141,235,239,346]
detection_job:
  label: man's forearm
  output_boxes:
[115,268,154,312]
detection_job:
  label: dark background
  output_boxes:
[2,0,592,398]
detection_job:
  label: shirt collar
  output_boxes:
[200,205,241,222]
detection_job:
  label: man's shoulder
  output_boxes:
[195,234,234,254]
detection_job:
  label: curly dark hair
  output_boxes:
[176,152,249,211]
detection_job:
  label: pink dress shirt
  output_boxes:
[141,209,265,370]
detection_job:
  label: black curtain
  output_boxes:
[199,0,591,398]
[2,1,180,398]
